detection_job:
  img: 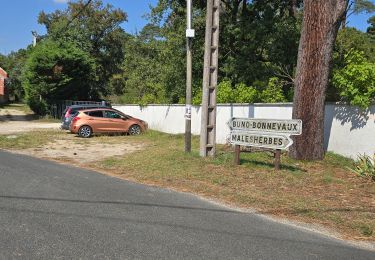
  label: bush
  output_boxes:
[234,83,258,103]
[217,80,236,103]
[349,154,375,181]
[22,39,96,115]
[27,98,48,116]
[260,77,287,103]
[333,49,375,109]
[193,78,287,105]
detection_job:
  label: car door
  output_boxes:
[86,110,107,132]
[103,110,128,132]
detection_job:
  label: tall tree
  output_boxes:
[290,0,348,160]
[127,0,302,104]
[38,0,127,97]
[23,39,96,115]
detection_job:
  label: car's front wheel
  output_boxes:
[78,125,92,138]
[128,124,141,135]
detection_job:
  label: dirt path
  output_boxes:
[1,105,143,164]
[12,135,144,164]
[0,107,60,134]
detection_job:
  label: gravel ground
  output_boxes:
[0,108,60,134]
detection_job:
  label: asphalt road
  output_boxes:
[0,150,374,259]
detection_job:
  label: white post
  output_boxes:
[185,0,195,153]
[187,0,192,29]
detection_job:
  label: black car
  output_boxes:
[61,104,110,130]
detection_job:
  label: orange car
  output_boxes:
[70,108,147,138]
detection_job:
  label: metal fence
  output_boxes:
[48,100,108,119]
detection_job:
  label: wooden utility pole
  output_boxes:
[185,0,194,153]
[200,0,220,157]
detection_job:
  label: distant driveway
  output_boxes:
[0,107,60,134]
[0,150,374,259]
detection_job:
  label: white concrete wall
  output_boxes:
[114,103,375,159]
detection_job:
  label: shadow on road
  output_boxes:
[0,194,238,214]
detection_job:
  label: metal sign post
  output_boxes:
[185,0,195,153]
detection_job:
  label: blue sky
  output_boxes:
[0,0,373,55]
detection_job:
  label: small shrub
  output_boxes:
[349,154,375,181]
[217,80,236,103]
[27,98,48,116]
[260,77,287,103]
[234,83,258,103]
[359,224,373,237]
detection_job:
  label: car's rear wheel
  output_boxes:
[128,124,141,135]
[78,125,92,138]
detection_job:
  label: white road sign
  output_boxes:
[229,131,294,150]
[228,118,302,135]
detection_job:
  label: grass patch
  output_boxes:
[0,130,65,149]
[94,131,375,241]
[0,103,33,114]
[33,116,60,123]
[359,224,373,237]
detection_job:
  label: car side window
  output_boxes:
[88,111,104,117]
[104,111,122,119]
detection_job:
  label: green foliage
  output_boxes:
[118,33,168,105]
[260,77,288,103]
[217,80,259,104]
[328,27,375,102]
[27,98,48,116]
[335,28,375,63]
[353,0,375,14]
[368,15,375,37]
[7,0,375,107]
[332,49,375,108]
[38,0,127,98]
[0,49,30,101]
[217,80,236,103]
[23,40,96,114]
[199,78,287,104]
[234,83,258,103]
[349,154,375,181]
[192,89,202,105]
[114,0,301,105]
[219,0,301,86]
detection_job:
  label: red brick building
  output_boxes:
[0,67,8,104]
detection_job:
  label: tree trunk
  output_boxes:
[290,0,348,160]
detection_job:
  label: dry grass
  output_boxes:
[95,131,375,241]
[0,103,33,114]
[0,130,65,149]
